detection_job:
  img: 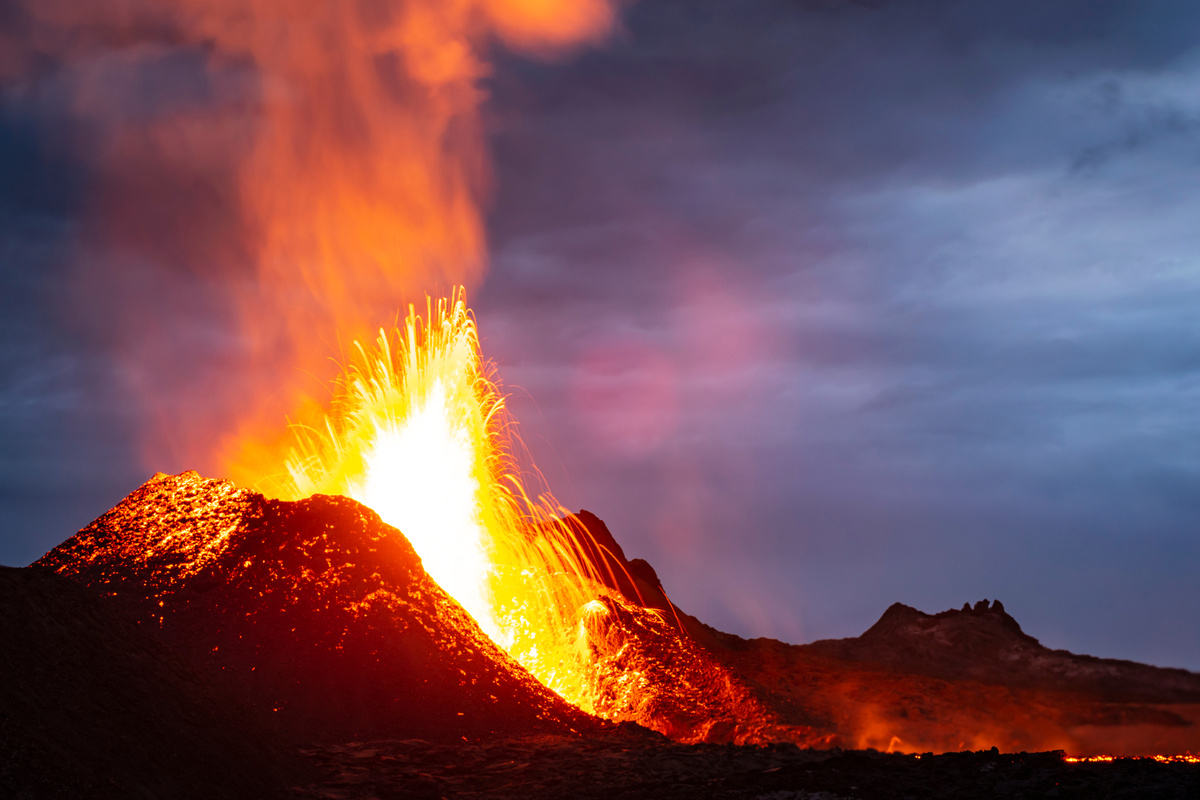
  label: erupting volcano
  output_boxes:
[31,291,822,745]
[277,290,632,712]
[7,292,1200,798]
[4,0,1200,797]
[25,293,1200,750]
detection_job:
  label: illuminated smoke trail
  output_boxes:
[1,0,619,483]
[207,0,623,487]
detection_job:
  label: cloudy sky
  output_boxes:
[4,0,1200,670]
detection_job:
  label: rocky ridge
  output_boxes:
[561,514,1200,755]
[805,599,1200,704]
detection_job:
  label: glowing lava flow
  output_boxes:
[1064,754,1200,764]
[285,290,615,709]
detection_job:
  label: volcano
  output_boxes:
[30,470,825,746]
[32,471,596,744]
[9,471,1200,797]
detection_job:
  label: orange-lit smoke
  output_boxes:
[4,0,619,484]
[210,0,619,486]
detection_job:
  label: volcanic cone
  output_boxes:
[36,470,598,744]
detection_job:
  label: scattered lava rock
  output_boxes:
[291,734,1200,800]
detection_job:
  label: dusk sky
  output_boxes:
[4,0,1200,671]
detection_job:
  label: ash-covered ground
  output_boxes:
[293,734,1199,800]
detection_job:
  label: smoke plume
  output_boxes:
[1,0,619,488]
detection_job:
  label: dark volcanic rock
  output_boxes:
[35,471,599,744]
[293,735,1200,800]
[805,600,1200,705]
[0,566,306,799]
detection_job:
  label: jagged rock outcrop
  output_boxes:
[564,511,757,653]
[557,510,679,621]
[804,600,1200,704]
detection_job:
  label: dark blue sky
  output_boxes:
[4,0,1200,669]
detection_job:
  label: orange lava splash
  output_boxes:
[282,289,622,711]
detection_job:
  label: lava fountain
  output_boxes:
[282,289,623,711]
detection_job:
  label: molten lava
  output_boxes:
[282,290,620,712]
[1064,754,1200,764]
